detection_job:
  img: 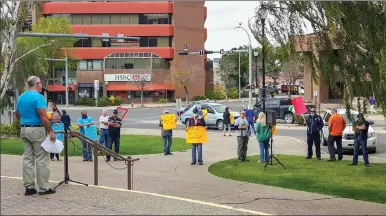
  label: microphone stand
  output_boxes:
[49,101,88,189]
[264,124,286,170]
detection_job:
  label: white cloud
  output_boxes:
[204,1,261,59]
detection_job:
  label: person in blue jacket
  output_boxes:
[77,110,94,161]
[245,104,256,135]
[305,108,324,160]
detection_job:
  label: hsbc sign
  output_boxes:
[104,74,152,82]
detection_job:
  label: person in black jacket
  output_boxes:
[305,108,324,160]
[223,107,231,136]
[187,108,207,165]
[61,109,71,129]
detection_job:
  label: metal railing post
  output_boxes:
[127,156,132,190]
[93,145,98,186]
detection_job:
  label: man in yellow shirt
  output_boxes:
[327,109,346,161]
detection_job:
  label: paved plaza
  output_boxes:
[2,128,386,215]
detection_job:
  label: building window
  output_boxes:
[115,59,125,69]
[91,38,102,47]
[101,15,110,24]
[152,59,170,69]
[105,59,115,69]
[157,37,169,47]
[78,60,103,70]
[91,15,102,24]
[73,38,92,47]
[71,15,83,24]
[134,59,151,69]
[110,15,121,24]
[148,37,158,47]
[82,15,91,24]
[139,14,171,24]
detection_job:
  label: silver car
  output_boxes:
[180,102,240,130]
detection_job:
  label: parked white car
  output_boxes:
[320,109,377,153]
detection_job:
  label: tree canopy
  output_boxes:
[249,1,386,115]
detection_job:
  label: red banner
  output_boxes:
[292,97,307,115]
[116,106,129,120]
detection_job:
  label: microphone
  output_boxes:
[42,87,51,93]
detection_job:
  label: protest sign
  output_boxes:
[116,106,129,120]
[186,126,207,143]
[229,112,235,124]
[202,109,208,120]
[161,114,177,130]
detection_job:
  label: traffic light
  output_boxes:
[62,76,66,86]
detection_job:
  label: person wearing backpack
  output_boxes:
[255,112,272,163]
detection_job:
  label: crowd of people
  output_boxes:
[14,75,373,198]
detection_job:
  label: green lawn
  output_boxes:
[209,155,386,204]
[0,135,190,156]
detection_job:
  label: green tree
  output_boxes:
[249,1,386,115]
[218,55,237,100]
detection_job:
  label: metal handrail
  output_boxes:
[70,131,140,190]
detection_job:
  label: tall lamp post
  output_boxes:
[253,51,259,102]
[235,23,253,106]
[259,7,268,113]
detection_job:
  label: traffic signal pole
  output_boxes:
[178,46,248,102]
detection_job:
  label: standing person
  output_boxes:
[234,110,251,162]
[245,105,256,134]
[327,109,346,161]
[61,109,71,129]
[106,109,122,162]
[98,109,109,147]
[369,96,376,114]
[77,111,94,161]
[223,107,231,136]
[305,108,324,160]
[159,110,174,155]
[50,113,63,161]
[15,76,56,196]
[187,108,207,165]
[255,112,271,163]
[351,113,371,167]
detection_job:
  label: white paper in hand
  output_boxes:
[41,136,64,154]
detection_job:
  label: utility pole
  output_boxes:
[238,52,241,100]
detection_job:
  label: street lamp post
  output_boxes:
[254,51,259,102]
[259,8,268,113]
[235,23,253,106]
[238,52,241,100]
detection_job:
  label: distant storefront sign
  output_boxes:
[111,39,139,47]
[104,74,152,82]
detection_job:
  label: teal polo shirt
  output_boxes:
[16,90,47,125]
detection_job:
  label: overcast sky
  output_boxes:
[204,1,261,59]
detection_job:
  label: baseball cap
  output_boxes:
[113,109,118,114]
[163,110,169,114]
[310,108,316,112]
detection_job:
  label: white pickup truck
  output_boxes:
[320,109,377,153]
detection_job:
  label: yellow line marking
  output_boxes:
[1,176,271,215]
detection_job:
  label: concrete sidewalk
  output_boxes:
[1,129,386,215]
[0,177,256,215]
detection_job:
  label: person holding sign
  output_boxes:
[50,113,63,161]
[222,107,232,136]
[234,110,251,162]
[159,110,176,155]
[187,108,207,165]
[77,110,94,162]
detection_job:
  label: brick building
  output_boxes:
[32,1,210,104]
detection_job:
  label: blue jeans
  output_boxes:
[106,135,120,160]
[81,141,92,160]
[248,120,256,134]
[99,129,109,147]
[192,144,203,163]
[259,140,270,162]
[162,133,172,154]
[353,137,370,165]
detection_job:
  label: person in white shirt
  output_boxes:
[98,109,109,147]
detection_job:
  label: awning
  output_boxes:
[47,84,75,92]
[106,84,174,91]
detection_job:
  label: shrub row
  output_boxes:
[0,121,21,136]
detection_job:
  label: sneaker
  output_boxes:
[327,159,336,161]
[305,157,312,159]
[167,152,173,155]
[198,161,203,165]
[105,159,110,162]
[191,162,196,165]
[350,163,358,166]
[223,134,226,136]
[83,159,87,162]
[229,134,232,136]
[25,188,37,196]
[164,153,168,155]
[365,164,370,167]
[39,188,56,195]
[317,157,322,160]
[242,159,250,162]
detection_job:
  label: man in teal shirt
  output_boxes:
[77,110,94,161]
[15,76,56,196]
